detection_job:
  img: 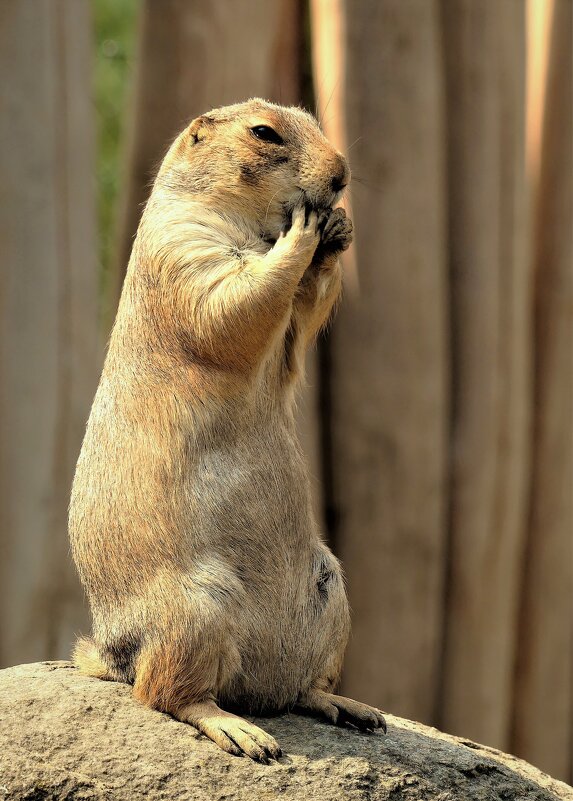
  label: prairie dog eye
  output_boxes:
[250,125,284,145]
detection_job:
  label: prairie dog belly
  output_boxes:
[187,422,350,711]
[219,542,350,713]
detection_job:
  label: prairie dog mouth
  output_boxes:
[281,192,335,224]
[288,187,338,215]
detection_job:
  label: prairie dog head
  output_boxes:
[156,98,350,240]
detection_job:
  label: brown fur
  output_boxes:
[69,99,385,760]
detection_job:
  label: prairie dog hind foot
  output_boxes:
[296,688,387,733]
[180,700,282,762]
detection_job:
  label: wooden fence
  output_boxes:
[0,0,99,669]
[0,0,570,783]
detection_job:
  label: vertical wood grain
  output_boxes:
[512,0,572,781]
[0,0,99,666]
[309,0,349,537]
[329,0,448,724]
[439,0,531,751]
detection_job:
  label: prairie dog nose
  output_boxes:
[331,174,347,193]
[331,159,350,193]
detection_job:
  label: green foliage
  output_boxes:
[93,0,138,301]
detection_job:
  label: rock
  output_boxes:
[0,662,571,801]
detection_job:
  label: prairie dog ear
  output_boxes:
[188,115,214,144]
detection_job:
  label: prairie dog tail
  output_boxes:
[72,636,111,680]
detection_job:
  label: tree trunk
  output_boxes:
[0,1,99,667]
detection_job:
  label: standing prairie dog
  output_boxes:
[70,98,386,761]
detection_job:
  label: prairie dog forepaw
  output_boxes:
[318,207,353,254]
[181,701,282,762]
[276,203,320,265]
[296,689,386,733]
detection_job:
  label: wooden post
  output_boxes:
[0,1,99,666]
[439,0,531,751]
[328,0,448,724]
[512,0,572,781]
[308,0,349,534]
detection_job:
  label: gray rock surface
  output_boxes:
[0,662,571,800]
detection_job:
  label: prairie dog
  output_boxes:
[70,99,386,760]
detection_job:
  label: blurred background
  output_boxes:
[0,0,571,784]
